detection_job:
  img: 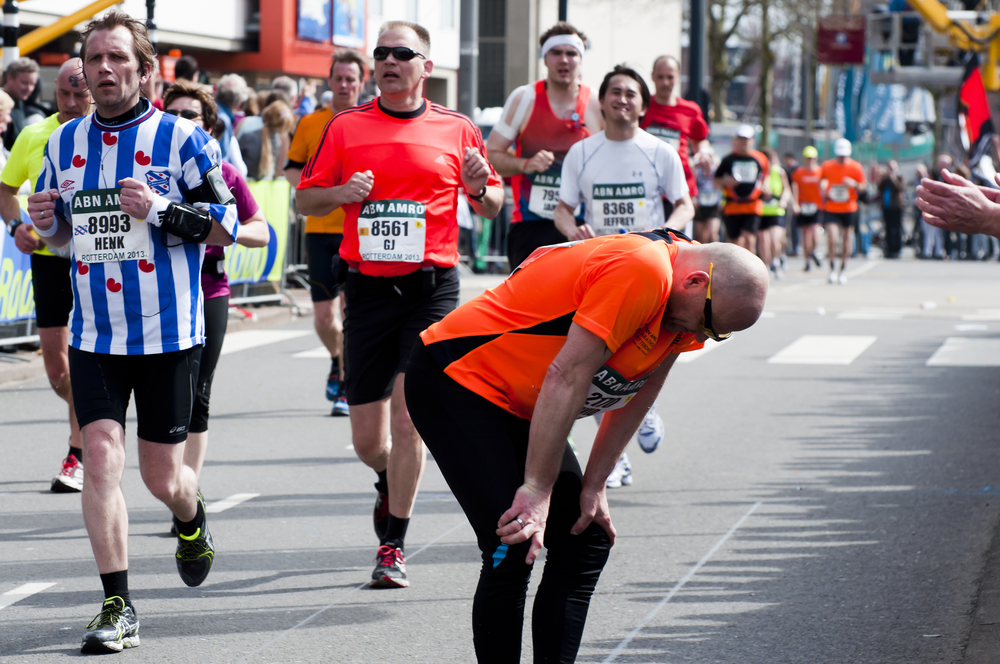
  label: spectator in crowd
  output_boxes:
[23,78,51,126]
[2,57,40,150]
[237,89,292,139]
[922,154,950,258]
[174,54,199,83]
[215,73,250,176]
[238,99,294,181]
[782,151,801,255]
[0,90,14,170]
[878,160,906,258]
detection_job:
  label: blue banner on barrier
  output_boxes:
[0,210,36,323]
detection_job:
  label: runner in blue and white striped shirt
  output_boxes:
[28,11,237,655]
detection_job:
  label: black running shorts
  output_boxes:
[796,213,820,226]
[825,211,858,228]
[506,219,569,271]
[305,232,344,302]
[68,346,201,444]
[695,205,719,222]
[723,213,759,240]
[343,266,459,406]
[30,253,73,329]
[758,214,784,230]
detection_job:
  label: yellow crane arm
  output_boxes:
[0,0,123,56]
[904,0,1000,89]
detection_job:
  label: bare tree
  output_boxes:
[707,0,760,121]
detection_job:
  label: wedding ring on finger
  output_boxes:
[515,517,525,530]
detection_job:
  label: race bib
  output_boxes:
[357,199,426,263]
[72,188,149,264]
[828,185,850,203]
[732,160,760,183]
[592,183,649,235]
[577,365,650,419]
[801,202,818,215]
[698,188,721,207]
[527,171,561,219]
[647,125,681,151]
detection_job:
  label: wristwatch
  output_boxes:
[467,187,487,202]
[6,218,22,238]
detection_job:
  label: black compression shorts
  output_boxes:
[305,232,344,302]
[30,253,73,328]
[190,295,228,434]
[343,266,459,405]
[723,214,759,240]
[825,210,858,227]
[69,346,201,444]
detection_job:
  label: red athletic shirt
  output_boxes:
[298,99,501,277]
[640,97,709,198]
[511,80,591,223]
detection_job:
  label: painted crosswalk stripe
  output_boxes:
[676,340,725,364]
[767,335,876,365]
[927,338,1000,366]
[837,308,908,320]
[961,309,1000,321]
[292,346,329,359]
[220,331,311,356]
[206,493,260,514]
[0,582,56,610]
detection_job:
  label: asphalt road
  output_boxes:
[3,256,1000,663]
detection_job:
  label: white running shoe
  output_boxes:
[828,270,837,284]
[606,453,632,489]
[52,454,84,493]
[637,409,664,453]
[838,272,848,285]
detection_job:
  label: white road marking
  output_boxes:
[927,337,1000,366]
[836,307,909,320]
[292,346,330,359]
[220,330,311,356]
[602,502,762,663]
[961,309,1000,321]
[767,335,876,365]
[205,493,260,514]
[955,324,988,331]
[0,582,57,610]
[675,340,725,363]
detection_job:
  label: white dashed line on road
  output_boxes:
[206,493,260,514]
[220,331,311,356]
[0,582,57,610]
[768,335,876,365]
[927,337,1000,366]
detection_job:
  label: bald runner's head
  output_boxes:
[55,57,92,122]
[663,243,769,341]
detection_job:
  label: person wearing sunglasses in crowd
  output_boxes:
[405,225,768,663]
[554,65,693,488]
[484,21,602,270]
[161,80,269,527]
[296,20,503,589]
[1,57,92,494]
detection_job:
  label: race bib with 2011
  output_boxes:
[72,188,150,264]
[357,199,426,263]
[647,125,681,151]
[592,183,649,235]
[577,364,651,419]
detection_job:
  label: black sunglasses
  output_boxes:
[699,262,732,343]
[165,109,202,121]
[373,46,426,61]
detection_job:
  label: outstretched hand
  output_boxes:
[915,168,1000,237]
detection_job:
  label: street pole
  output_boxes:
[687,0,707,116]
[2,0,19,71]
[146,0,158,53]
[559,0,567,22]
[458,0,478,119]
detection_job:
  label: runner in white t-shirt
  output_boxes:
[555,66,691,240]
[552,65,693,488]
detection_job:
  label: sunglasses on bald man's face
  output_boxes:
[164,109,202,121]
[373,46,426,61]
[698,262,732,343]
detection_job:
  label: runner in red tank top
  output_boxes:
[485,22,602,269]
[640,55,709,219]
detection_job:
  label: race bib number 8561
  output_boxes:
[358,199,426,263]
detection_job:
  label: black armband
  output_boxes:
[183,165,236,206]
[159,202,213,243]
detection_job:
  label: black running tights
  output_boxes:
[406,340,612,663]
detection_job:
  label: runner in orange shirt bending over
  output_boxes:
[405,230,768,662]
[820,138,866,285]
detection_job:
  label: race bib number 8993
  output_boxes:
[72,188,150,264]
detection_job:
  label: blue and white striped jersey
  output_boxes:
[37,99,238,355]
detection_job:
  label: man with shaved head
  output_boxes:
[405,229,768,662]
[1,56,92,493]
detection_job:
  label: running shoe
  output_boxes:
[812,253,822,267]
[371,545,409,588]
[175,493,214,587]
[373,491,389,542]
[80,596,139,654]
[605,453,632,489]
[51,453,83,493]
[325,362,341,402]
[828,270,837,284]
[331,395,349,417]
[637,409,664,453]
[838,272,848,285]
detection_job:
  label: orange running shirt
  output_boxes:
[287,107,345,234]
[419,229,704,420]
[298,99,502,277]
[791,165,823,214]
[715,150,769,216]
[820,158,866,213]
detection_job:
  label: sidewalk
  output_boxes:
[0,288,313,389]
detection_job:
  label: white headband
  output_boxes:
[540,34,586,60]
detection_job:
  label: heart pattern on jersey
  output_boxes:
[76,261,89,275]
[135,151,151,166]
[107,278,122,293]
[138,259,155,273]
[103,133,117,146]
[72,155,86,168]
